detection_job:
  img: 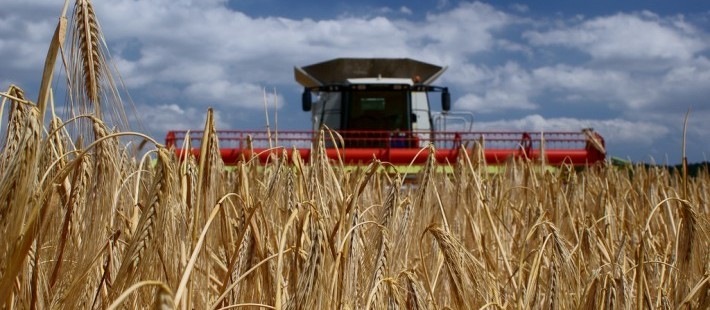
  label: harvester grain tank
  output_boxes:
[165,58,606,166]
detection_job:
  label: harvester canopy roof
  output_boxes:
[294,58,446,88]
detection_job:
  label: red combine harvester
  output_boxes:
[165,58,606,166]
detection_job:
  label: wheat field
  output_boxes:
[1,1,709,309]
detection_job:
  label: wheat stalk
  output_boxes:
[292,208,326,309]
[112,147,175,296]
[0,0,699,308]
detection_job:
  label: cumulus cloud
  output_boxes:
[455,91,536,113]
[449,62,538,113]
[135,104,209,134]
[0,10,53,79]
[184,81,285,109]
[509,4,529,13]
[415,2,510,57]
[96,0,516,118]
[135,102,246,135]
[531,65,654,109]
[524,12,706,63]
[3,1,512,95]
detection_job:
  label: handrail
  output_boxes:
[166,129,597,149]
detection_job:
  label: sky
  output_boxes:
[1,0,710,163]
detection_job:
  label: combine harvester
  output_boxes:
[165,58,606,167]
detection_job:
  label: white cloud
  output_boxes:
[495,39,533,55]
[436,0,450,10]
[456,91,536,113]
[136,104,204,134]
[524,12,706,63]
[417,2,510,56]
[531,65,654,108]
[449,62,538,113]
[0,14,53,72]
[2,0,513,89]
[96,0,516,119]
[184,81,285,109]
[533,65,627,92]
[449,58,710,117]
[135,102,241,135]
[509,4,529,13]
[654,57,710,109]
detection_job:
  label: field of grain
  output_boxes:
[1,1,709,309]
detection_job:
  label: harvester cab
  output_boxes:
[296,58,452,144]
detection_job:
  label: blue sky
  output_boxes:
[2,0,710,163]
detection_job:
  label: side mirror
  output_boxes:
[302,88,312,111]
[441,88,451,112]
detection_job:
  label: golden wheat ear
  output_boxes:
[74,0,101,106]
[0,86,28,172]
